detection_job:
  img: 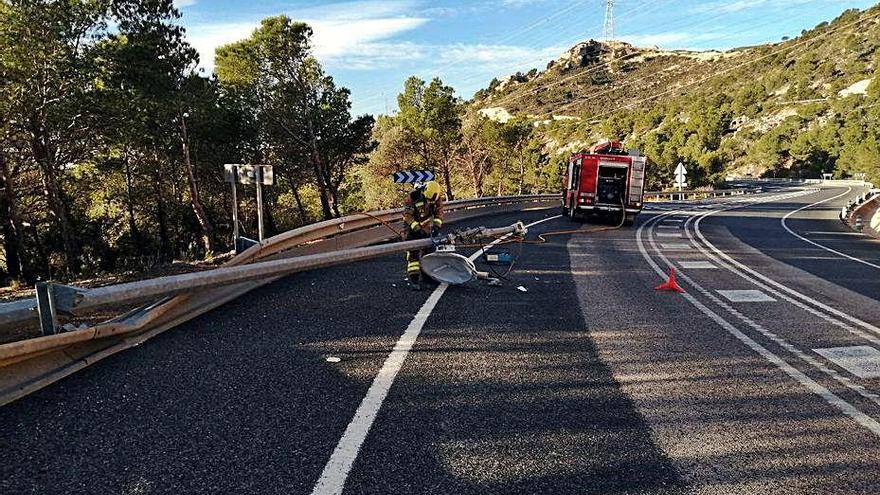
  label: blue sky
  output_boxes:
[176,0,877,116]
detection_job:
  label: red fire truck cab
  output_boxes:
[563,141,647,225]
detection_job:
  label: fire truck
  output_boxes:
[562,141,646,225]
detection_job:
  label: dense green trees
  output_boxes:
[215,17,374,221]
[363,78,554,211]
[392,76,461,200]
[0,3,370,286]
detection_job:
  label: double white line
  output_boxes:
[637,188,880,437]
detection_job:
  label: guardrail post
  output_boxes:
[35,283,59,336]
[35,283,88,334]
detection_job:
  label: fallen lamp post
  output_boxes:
[23,222,528,335]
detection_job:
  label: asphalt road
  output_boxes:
[2,183,879,494]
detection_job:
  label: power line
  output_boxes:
[450,0,661,105]
[358,0,663,110]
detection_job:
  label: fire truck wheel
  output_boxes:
[623,214,636,227]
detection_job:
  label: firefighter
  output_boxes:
[403,180,445,290]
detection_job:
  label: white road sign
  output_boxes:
[674,162,688,190]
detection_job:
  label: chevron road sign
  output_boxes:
[393,170,435,184]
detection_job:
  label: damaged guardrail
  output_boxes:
[844,190,880,238]
[0,194,557,336]
[32,224,526,332]
[0,195,554,406]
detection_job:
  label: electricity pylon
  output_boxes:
[603,0,615,41]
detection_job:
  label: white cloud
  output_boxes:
[311,17,429,60]
[183,0,429,73]
[175,0,197,8]
[325,41,429,70]
[296,0,423,20]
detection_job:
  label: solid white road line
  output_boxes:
[781,188,880,270]
[638,214,880,437]
[681,206,880,406]
[692,200,880,341]
[806,231,868,237]
[310,214,562,495]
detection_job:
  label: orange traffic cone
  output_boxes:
[655,268,685,293]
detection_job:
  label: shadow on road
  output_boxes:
[342,224,686,494]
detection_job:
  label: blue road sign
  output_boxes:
[393,170,435,184]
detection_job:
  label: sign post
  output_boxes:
[230,167,239,245]
[674,162,688,200]
[256,170,265,242]
[224,164,274,252]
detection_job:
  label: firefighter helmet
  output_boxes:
[423,181,442,200]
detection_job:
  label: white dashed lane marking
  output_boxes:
[717,289,777,303]
[638,211,880,437]
[660,243,692,250]
[814,346,880,379]
[679,261,717,269]
[806,232,867,237]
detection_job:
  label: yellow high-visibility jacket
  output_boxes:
[403,192,445,234]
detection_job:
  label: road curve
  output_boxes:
[2,184,880,494]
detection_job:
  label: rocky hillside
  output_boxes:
[472,5,880,187]
[476,39,743,117]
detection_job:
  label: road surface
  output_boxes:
[2,184,879,494]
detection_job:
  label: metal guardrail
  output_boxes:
[0,194,557,406]
[840,190,879,219]
[643,188,753,202]
[842,191,880,237]
[0,194,557,333]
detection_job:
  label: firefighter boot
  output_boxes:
[407,253,422,291]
